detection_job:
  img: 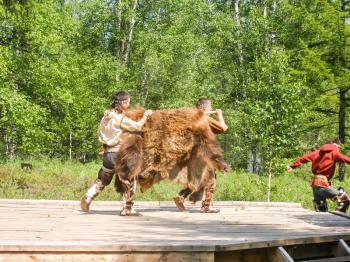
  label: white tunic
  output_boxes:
[98,109,143,152]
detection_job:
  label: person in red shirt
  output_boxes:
[287,138,350,213]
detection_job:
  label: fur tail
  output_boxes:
[115,134,143,192]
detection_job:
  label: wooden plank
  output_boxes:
[0,208,310,216]
[0,199,303,208]
[0,252,214,262]
[0,206,313,214]
[3,234,339,243]
[1,235,349,253]
[1,219,346,229]
[0,220,347,228]
[267,246,294,262]
[0,200,350,254]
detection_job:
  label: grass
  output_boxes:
[0,158,348,211]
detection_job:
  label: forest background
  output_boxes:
[1,0,350,208]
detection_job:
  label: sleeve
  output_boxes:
[334,151,350,165]
[208,117,225,134]
[289,151,316,169]
[119,116,143,132]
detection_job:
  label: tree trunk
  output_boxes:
[248,148,263,174]
[69,132,72,161]
[115,0,138,81]
[156,7,161,30]
[123,0,138,65]
[247,149,255,174]
[116,0,123,59]
[338,0,350,181]
[115,0,123,81]
[5,131,15,156]
[4,134,9,155]
[140,74,148,105]
[233,0,253,173]
[233,0,244,78]
[267,159,273,202]
[338,88,347,181]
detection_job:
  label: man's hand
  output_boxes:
[287,165,293,172]
[216,109,223,116]
[144,110,153,117]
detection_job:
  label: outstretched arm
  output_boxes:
[287,151,316,171]
[334,151,350,165]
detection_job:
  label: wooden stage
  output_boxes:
[0,199,350,261]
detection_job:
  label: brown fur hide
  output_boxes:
[115,107,228,197]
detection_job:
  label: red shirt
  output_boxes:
[289,144,350,187]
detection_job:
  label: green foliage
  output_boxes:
[1,0,350,205]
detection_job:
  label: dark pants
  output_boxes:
[312,186,339,203]
[85,152,117,199]
[101,152,137,213]
[97,152,117,189]
[102,152,117,174]
[312,186,349,212]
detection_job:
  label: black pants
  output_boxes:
[101,152,117,174]
[312,186,339,203]
[312,186,349,212]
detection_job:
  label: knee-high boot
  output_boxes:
[120,178,141,216]
[201,175,219,213]
[80,169,113,212]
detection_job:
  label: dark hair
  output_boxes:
[196,97,211,109]
[111,90,130,109]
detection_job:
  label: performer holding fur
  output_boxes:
[80,90,152,215]
[114,106,229,216]
[287,138,350,213]
[174,97,228,213]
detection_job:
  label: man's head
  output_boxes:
[331,137,341,148]
[196,97,212,112]
[112,90,130,111]
[328,137,341,149]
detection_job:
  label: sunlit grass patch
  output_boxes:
[0,158,348,211]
